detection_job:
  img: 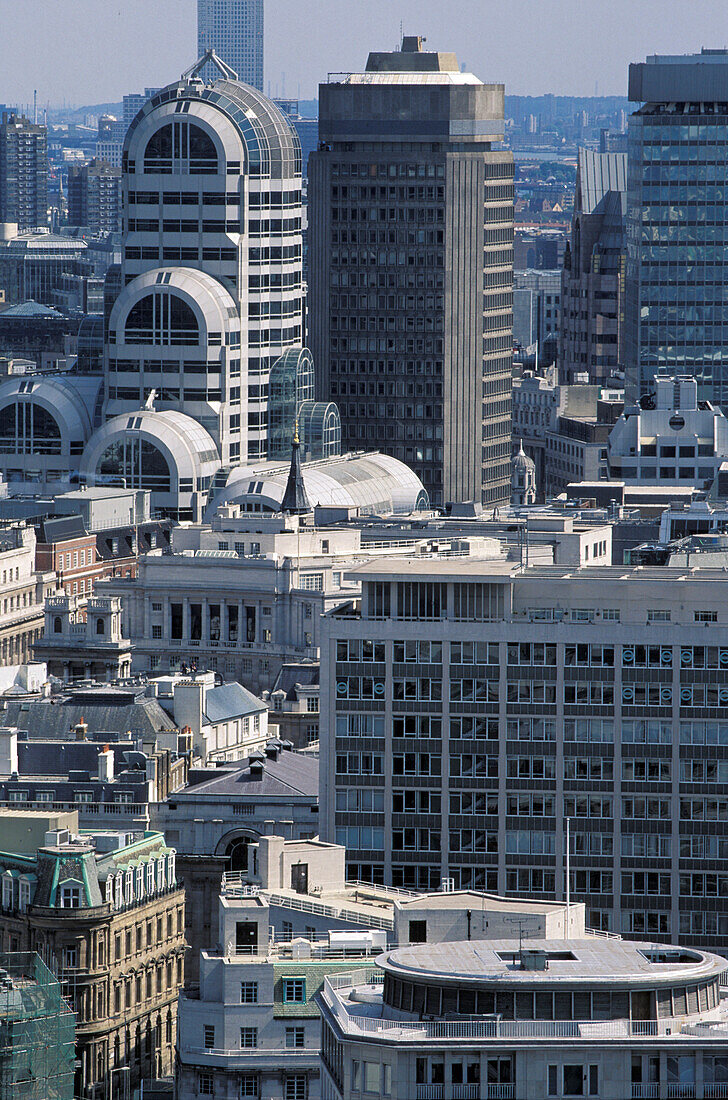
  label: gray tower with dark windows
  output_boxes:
[0,112,48,230]
[197,0,264,92]
[308,37,514,508]
[626,50,728,403]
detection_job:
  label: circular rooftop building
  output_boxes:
[379,938,728,1023]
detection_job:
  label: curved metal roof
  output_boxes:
[0,373,102,442]
[81,409,220,484]
[109,266,240,335]
[210,451,429,516]
[125,71,301,179]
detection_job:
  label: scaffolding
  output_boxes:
[0,952,75,1100]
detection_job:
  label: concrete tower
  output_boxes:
[511,439,536,506]
[308,37,514,507]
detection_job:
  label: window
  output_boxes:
[240,1027,257,1048]
[240,981,258,1003]
[285,1077,307,1100]
[240,1077,259,1098]
[62,944,78,968]
[647,609,670,622]
[203,1025,215,1049]
[696,610,718,623]
[152,625,162,639]
[283,977,305,1003]
[60,885,81,908]
[364,1063,381,1092]
[198,1074,214,1095]
[286,1026,305,1048]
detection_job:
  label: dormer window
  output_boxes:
[60,884,81,909]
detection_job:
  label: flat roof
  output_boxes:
[347,557,518,580]
[381,939,727,986]
[397,891,573,914]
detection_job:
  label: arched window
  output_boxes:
[96,618,106,636]
[125,293,199,346]
[144,122,217,174]
[98,437,171,493]
[0,402,62,455]
[53,616,62,634]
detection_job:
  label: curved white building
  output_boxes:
[115,51,303,465]
[320,936,728,1100]
[210,452,430,516]
[80,407,221,519]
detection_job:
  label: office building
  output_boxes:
[110,50,302,466]
[0,112,48,229]
[626,50,728,402]
[321,545,728,953]
[0,522,57,665]
[0,224,89,306]
[309,36,514,507]
[607,374,728,489]
[320,934,728,1100]
[67,159,122,234]
[197,0,264,90]
[95,499,425,691]
[0,810,185,1097]
[560,148,627,384]
[178,836,580,1100]
[513,269,561,354]
[0,54,309,513]
[0,952,75,1100]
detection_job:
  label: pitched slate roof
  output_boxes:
[179,750,318,798]
[203,682,266,724]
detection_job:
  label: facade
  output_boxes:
[511,441,536,505]
[0,810,185,1098]
[178,837,581,1100]
[0,722,188,831]
[111,51,302,466]
[67,159,122,234]
[35,592,134,680]
[321,547,728,953]
[264,662,321,748]
[607,375,728,488]
[0,112,48,229]
[0,225,88,306]
[0,522,57,665]
[512,269,560,353]
[309,36,514,507]
[626,50,728,402]
[560,149,627,384]
[320,936,728,1100]
[197,0,264,91]
[149,671,269,763]
[0,951,76,1100]
[96,512,378,692]
[0,298,78,368]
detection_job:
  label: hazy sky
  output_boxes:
[2,0,728,108]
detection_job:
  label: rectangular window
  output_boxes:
[198,1074,214,1095]
[203,1025,215,1049]
[285,1025,305,1048]
[364,1063,381,1092]
[285,1077,307,1100]
[548,1066,558,1096]
[283,977,306,1003]
[240,981,258,1003]
[240,1027,258,1048]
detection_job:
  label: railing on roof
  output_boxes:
[219,877,394,931]
[345,880,419,900]
[322,976,728,1041]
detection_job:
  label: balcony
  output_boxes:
[632,1088,659,1099]
[415,1089,511,1100]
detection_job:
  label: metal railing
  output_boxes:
[218,879,393,931]
[322,977,728,1042]
[415,1089,510,1100]
[632,1087,659,1099]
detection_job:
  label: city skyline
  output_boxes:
[2,0,728,107]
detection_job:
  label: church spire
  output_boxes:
[281,421,310,514]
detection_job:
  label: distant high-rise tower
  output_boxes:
[0,112,48,229]
[197,0,264,91]
[626,50,728,403]
[560,148,626,385]
[67,159,122,234]
[308,36,514,507]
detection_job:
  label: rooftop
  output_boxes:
[180,750,319,799]
[382,939,726,987]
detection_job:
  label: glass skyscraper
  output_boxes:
[197,0,264,91]
[626,51,728,404]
